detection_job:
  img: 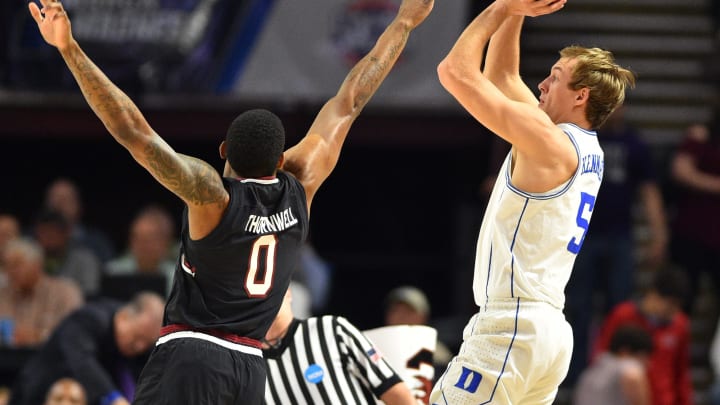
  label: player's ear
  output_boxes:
[575,87,589,105]
[276,153,285,169]
[219,141,227,159]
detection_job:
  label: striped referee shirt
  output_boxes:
[263,316,403,404]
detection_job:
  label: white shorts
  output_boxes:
[430,298,572,405]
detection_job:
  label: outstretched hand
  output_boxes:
[500,0,567,17]
[398,0,434,29]
[28,0,74,51]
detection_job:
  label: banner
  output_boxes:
[3,0,467,107]
[363,325,437,404]
[233,0,466,108]
[3,0,266,93]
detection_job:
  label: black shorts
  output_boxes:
[133,336,266,405]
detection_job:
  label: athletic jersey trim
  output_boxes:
[561,122,597,136]
[157,330,263,356]
[160,324,263,348]
[240,177,280,184]
[504,128,582,200]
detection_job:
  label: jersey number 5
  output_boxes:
[244,235,278,297]
[567,192,596,254]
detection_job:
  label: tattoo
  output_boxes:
[63,46,226,206]
[144,141,227,205]
[351,25,410,111]
[64,46,141,143]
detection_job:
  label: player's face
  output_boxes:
[537,57,579,123]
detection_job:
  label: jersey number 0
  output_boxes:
[244,234,278,297]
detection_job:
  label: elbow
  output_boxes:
[437,57,465,93]
[108,121,153,153]
[437,58,454,90]
[330,93,361,122]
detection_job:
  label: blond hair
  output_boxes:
[560,46,636,129]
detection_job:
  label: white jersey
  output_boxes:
[473,123,604,309]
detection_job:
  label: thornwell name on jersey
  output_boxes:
[245,207,298,234]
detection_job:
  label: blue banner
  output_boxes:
[2,0,269,93]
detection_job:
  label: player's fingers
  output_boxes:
[28,2,43,24]
[51,9,67,21]
[41,2,64,18]
[532,0,565,15]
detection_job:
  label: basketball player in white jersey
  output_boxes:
[430,0,636,404]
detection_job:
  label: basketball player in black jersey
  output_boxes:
[29,0,433,403]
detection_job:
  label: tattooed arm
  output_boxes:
[29,0,227,238]
[282,0,433,212]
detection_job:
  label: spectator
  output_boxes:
[385,285,431,326]
[565,104,668,385]
[573,325,653,405]
[32,210,101,297]
[592,269,692,405]
[43,378,86,405]
[263,290,416,404]
[669,121,720,313]
[384,286,453,375]
[0,387,8,405]
[0,238,83,347]
[9,292,165,405]
[105,205,176,296]
[708,316,720,405]
[0,214,20,259]
[43,178,115,263]
[0,214,21,284]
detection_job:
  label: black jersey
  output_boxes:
[164,171,309,340]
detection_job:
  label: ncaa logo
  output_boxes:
[304,364,325,384]
[332,0,400,66]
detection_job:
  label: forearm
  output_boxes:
[308,14,418,157]
[58,41,151,149]
[673,154,720,194]
[442,2,509,76]
[675,170,720,194]
[338,18,414,119]
[485,15,522,82]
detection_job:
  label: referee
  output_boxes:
[262,291,417,405]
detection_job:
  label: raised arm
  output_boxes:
[484,15,538,105]
[29,1,228,236]
[437,0,573,190]
[282,0,433,210]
